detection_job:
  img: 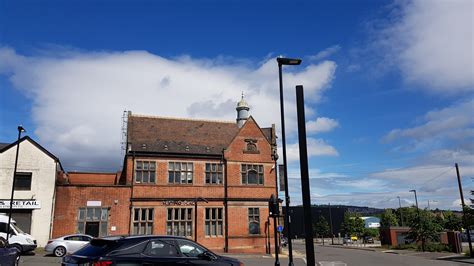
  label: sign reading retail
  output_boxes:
[0,200,41,209]
[162,200,194,206]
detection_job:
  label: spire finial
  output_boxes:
[241,91,244,99]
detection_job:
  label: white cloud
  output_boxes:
[309,45,341,61]
[0,47,337,171]
[382,99,474,150]
[374,0,474,93]
[306,117,339,134]
[282,138,339,163]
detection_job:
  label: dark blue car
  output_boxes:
[0,237,20,266]
[63,235,243,266]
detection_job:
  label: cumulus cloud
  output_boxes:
[373,0,474,93]
[306,117,339,134]
[282,138,339,163]
[308,45,341,61]
[0,47,337,171]
[382,99,474,151]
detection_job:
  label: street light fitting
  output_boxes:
[409,189,416,193]
[18,125,26,132]
[277,57,302,66]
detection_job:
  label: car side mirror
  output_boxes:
[9,229,16,236]
[198,251,217,261]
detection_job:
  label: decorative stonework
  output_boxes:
[243,138,259,154]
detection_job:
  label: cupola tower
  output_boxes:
[236,92,250,128]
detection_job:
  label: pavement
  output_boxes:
[288,239,474,265]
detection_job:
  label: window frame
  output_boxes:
[166,208,193,237]
[168,162,194,184]
[241,164,264,185]
[205,163,223,185]
[76,207,109,237]
[14,172,32,191]
[132,208,154,235]
[248,207,261,235]
[134,161,156,184]
[205,208,223,237]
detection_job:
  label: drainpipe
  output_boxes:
[222,149,229,252]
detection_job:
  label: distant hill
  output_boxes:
[309,204,385,216]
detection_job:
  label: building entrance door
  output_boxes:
[85,222,100,237]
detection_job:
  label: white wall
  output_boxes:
[0,139,57,246]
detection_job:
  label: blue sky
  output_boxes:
[1,0,473,210]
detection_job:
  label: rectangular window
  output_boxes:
[248,208,260,235]
[168,162,193,184]
[135,161,156,183]
[166,208,193,237]
[77,207,109,237]
[132,208,154,235]
[205,163,223,184]
[241,164,264,185]
[14,172,32,191]
[205,208,223,237]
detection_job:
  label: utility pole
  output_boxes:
[329,203,334,245]
[295,85,315,266]
[455,163,473,258]
[397,196,404,226]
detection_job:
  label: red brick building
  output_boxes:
[53,96,279,253]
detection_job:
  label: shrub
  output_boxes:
[416,243,451,252]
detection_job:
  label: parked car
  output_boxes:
[62,235,243,265]
[342,237,352,244]
[363,236,374,244]
[0,214,37,254]
[45,234,93,257]
[281,237,288,247]
[0,237,20,266]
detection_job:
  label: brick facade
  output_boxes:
[52,114,278,254]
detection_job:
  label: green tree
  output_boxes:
[362,228,379,238]
[443,211,463,231]
[353,216,366,238]
[313,216,330,245]
[340,212,353,237]
[340,212,365,239]
[380,209,399,228]
[406,209,443,252]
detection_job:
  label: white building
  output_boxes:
[0,136,62,246]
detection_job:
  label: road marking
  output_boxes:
[318,261,347,266]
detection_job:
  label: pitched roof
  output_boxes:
[0,143,8,150]
[0,136,63,171]
[127,114,240,156]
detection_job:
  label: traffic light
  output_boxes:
[269,194,280,217]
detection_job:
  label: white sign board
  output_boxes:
[0,200,41,209]
[87,201,102,207]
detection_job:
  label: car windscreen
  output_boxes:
[73,239,121,257]
[11,223,24,234]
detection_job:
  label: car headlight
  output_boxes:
[26,238,34,244]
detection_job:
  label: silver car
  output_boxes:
[44,234,92,257]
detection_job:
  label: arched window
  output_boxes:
[241,164,264,185]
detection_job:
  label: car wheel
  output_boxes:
[54,246,67,257]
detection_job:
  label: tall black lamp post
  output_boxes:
[277,56,301,266]
[7,126,25,242]
[409,189,424,251]
[194,197,208,242]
